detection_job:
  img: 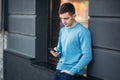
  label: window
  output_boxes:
[48,0,60,69]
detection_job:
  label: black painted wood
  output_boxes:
[89,18,120,51]
[88,0,120,80]
[89,0,120,17]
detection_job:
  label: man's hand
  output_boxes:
[50,50,59,57]
[60,70,70,74]
[50,47,59,57]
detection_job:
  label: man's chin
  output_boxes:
[64,25,69,27]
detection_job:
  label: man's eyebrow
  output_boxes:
[61,18,69,19]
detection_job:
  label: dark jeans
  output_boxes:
[53,70,84,80]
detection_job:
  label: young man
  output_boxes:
[50,3,92,80]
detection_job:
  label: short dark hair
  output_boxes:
[59,3,75,15]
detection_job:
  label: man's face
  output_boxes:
[59,12,76,27]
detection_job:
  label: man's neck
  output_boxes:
[69,21,77,28]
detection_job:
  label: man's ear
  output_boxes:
[72,14,76,18]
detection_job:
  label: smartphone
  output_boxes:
[48,48,57,52]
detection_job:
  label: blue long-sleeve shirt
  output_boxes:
[56,22,92,75]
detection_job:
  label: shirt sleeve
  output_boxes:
[56,29,62,58]
[69,29,92,75]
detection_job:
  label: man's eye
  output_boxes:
[64,18,69,20]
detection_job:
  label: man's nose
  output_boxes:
[62,19,65,23]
